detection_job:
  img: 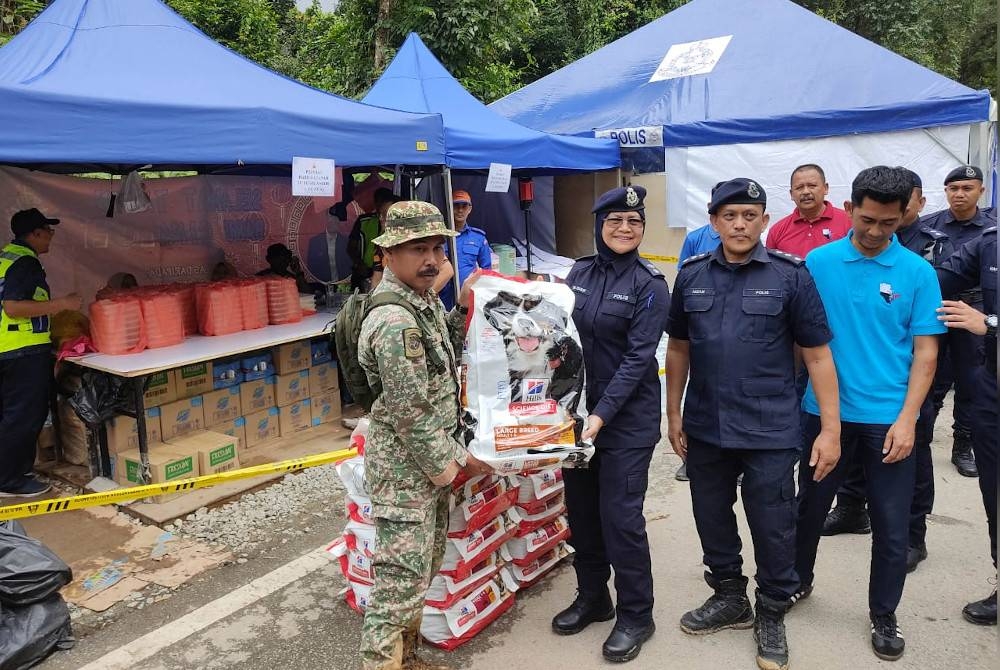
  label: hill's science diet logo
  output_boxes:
[522,379,548,403]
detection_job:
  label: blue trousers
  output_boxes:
[796,415,915,615]
[970,368,998,567]
[0,352,52,489]
[686,437,800,601]
[563,445,655,627]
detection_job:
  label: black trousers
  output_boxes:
[969,368,998,567]
[686,437,800,601]
[932,316,984,435]
[0,352,52,489]
[563,445,655,627]
[796,415,915,615]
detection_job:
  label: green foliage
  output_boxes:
[0,0,45,46]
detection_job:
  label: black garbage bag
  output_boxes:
[0,595,75,670]
[67,369,131,425]
[0,523,72,607]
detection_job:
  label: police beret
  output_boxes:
[944,165,983,184]
[592,185,646,215]
[895,166,922,189]
[708,178,766,214]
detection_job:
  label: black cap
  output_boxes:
[895,166,922,189]
[11,208,59,237]
[592,185,647,216]
[708,178,766,214]
[944,165,983,185]
[265,243,292,261]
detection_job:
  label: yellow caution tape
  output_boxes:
[0,447,358,521]
[640,253,679,263]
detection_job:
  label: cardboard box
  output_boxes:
[159,396,205,440]
[105,408,163,454]
[274,370,310,407]
[311,361,339,392]
[244,408,280,448]
[311,339,332,366]
[212,359,243,389]
[176,362,213,399]
[143,370,178,407]
[272,341,310,375]
[279,399,312,436]
[202,387,242,427]
[310,390,342,426]
[167,430,240,476]
[213,416,247,449]
[241,352,275,381]
[115,445,199,489]
[240,377,275,414]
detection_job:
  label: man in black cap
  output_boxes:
[666,178,840,670]
[0,209,81,497]
[256,242,312,294]
[920,164,990,477]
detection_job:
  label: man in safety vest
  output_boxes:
[0,209,81,497]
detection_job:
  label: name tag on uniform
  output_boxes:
[605,292,635,303]
[686,288,715,296]
[743,288,782,298]
[571,285,591,295]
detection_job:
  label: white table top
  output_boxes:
[72,313,335,378]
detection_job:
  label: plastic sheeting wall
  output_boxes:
[664,124,975,231]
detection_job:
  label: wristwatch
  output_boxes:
[986,314,998,337]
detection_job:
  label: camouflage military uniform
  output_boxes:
[358,202,468,670]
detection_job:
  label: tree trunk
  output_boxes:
[373,0,394,71]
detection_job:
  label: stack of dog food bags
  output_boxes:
[500,465,573,591]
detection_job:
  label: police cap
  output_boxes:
[592,185,646,216]
[708,178,766,215]
[944,165,983,185]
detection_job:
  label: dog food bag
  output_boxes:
[515,467,565,507]
[464,273,593,473]
[421,576,516,651]
[345,492,375,526]
[504,515,571,565]
[439,510,519,581]
[424,552,505,609]
[500,542,573,591]
[447,476,520,538]
[515,493,566,534]
[335,456,368,498]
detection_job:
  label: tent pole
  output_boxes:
[442,167,462,300]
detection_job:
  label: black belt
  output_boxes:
[958,288,983,304]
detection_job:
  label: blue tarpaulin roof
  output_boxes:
[362,33,619,173]
[0,0,447,169]
[491,0,992,147]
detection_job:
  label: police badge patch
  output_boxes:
[747,181,760,198]
[625,187,640,208]
[965,166,977,178]
[403,328,424,360]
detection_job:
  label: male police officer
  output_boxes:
[921,165,991,477]
[0,209,81,497]
[667,178,840,670]
[437,190,491,310]
[936,227,998,626]
[357,201,490,670]
[795,167,944,661]
[822,168,952,574]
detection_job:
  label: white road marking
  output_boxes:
[76,546,332,670]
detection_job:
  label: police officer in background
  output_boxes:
[936,226,998,626]
[0,209,81,497]
[822,168,952,574]
[921,165,991,477]
[553,185,670,663]
[666,179,840,670]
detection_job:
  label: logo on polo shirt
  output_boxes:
[879,282,901,304]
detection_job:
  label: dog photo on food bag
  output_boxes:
[481,291,583,404]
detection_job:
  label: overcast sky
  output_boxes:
[295,0,338,10]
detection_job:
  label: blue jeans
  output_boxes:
[796,415,915,615]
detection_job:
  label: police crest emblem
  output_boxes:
[625,187,640,207]
[965,166,977,178]
[747,181,761,198]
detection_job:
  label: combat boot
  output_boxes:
[962,589,997,625]
[401,629,454,670]
[822,503,870,535]
[951,430,978,477]
[552,589,616,635]
[753,591,790,670]
[680,572,754,635]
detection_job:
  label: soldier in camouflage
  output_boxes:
[358,201,492,670]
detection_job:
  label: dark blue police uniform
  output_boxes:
[937,227,997,570]
[554,185,669,662]
[669,241,831,600]
[920,189,991,470]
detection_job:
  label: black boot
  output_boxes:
[552,590,615,635]
[962,589,997,625]
[753,591,790,670]
[602,622,656,663]
[821,503,871,536]
[905,544,928,573]
[951,430,978,477]
[680,572,754,635]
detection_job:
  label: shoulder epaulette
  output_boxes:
[921,226,947,239]
[766,249,805,265]
[465,226,487,236]
[681,252,711,267]
[985,226,997,236]
[638,258,663,276]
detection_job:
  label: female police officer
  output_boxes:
[551,185,670,663]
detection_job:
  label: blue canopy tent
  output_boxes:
[491,0,994,230]
[362,33,620,274]
[0,0,447,171]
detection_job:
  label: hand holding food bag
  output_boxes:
[463,273,593,473]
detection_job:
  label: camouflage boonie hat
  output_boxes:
[373,201,458,248]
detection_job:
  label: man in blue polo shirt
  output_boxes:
[793,166,944,662]
[437,189,492,309]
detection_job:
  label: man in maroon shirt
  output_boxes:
[766,164,852,257]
